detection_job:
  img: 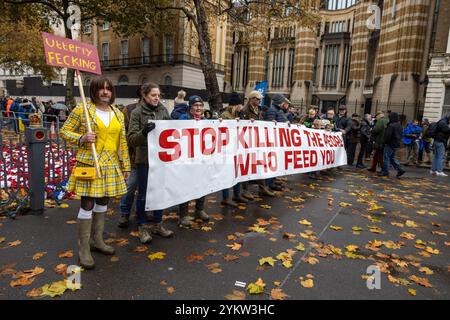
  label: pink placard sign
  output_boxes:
[42,32,101,75]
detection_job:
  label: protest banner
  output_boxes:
[145,120,347,211]
[42,32,102,177]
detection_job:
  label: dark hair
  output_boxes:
[141,82,160,97]
[89,76,115,104]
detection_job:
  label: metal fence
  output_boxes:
[0,119,76,218]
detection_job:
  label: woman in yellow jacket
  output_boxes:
[60,76,131,269]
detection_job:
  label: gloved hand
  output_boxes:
[142,122,156,136]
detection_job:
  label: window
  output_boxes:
[142,37,150,64]
[341,45,351,87]
[118,75,128,86]
[313,48,320,85]
[271,48,286,88]
[242,48,249,88]
[102,20,110,31]
[164,75,173,86]
[326,0,357,10]
[101,43,109,66]
[322,44,340,88]
[120,40,129,66]
[82,21,92,34]
[164,35,174,63]
[287,48,295,87]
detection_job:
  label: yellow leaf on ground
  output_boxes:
[58,203,69,209]
[0,237,5,243]
[419,267,434,275]
[409,275,433,288]
[247,278,266,295]
[147,252,166,261]
[248,225,266,233]
[32,252,47,260]
[54,264,68,275]
[408,288,417,296]
[134,246,149,253]
[339,202,352,207]
[296,243,306,251]
[391,222,404,228]
[58,251,73,258]
[115,238,129,246]
[303,257,319,265]
[282,260,293,268]
[223,255,239,262]
[259,257,276,267]
[66,220,77,225]
[300,279,314,288]
[329,225,343,231]
[110,256,119,262]
[406,220,418,228]
[167,287,175,294]
[425,247,439,255]
[225,290,246,300]
[10,277,35,287]
[260,205,272,209]
[7,240,21,247]
[270,288,288,300]
[201,226,212,232]
[227,243,242,251]
[40,281,67,297]
[298,219,312,226]
[26,288,43,298]
[400,232,416,240]
[346,245,359,252]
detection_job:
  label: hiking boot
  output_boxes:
[138,225,152,244]
[396,169,406,178]
[78,219,95,270]
[91,213,115,255]
[232,195,248,204]
[179,216,193,228]
[221,199,238,208]
[195,210,209,221]
[259,186,275,197]
[118,215,129,229]
[241,191,255,201]
[151,223,174,238]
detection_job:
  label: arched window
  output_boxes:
[164,75,172,86]
[118,75,129,86]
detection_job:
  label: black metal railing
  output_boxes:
[101,54,225,72]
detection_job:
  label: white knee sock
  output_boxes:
[93,204,107,213]
[78,208,93,220]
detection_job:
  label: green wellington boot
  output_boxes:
[78,219,95,270]
[91,212,115,255]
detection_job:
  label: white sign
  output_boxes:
[145,120,347,211]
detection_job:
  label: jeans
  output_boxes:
[382,145,403,174]
[119,167,138,216]
[136,164,163,225]
[357,138,368,165]
[406,141,419,163]
[347,142,358,165]
[179,197,205,217]
[431,141,445,173]
[222,184,241,200]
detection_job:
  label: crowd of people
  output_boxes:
[0,96,70,129]
[3,76,450,270]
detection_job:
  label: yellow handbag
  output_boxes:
[73,167,96,180]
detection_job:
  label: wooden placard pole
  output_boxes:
[76,70,102,178]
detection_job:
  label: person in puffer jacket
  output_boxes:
[170,90,189,120]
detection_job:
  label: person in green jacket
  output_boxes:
[127,82,174,244]
[368,111,388,172]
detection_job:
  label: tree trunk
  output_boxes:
[193,0,223,113]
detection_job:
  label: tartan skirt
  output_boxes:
[68,151,127,198]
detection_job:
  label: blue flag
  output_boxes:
[255,81,267,107]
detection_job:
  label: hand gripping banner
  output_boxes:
[146,120,347,211]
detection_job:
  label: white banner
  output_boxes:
[146,120,347,211]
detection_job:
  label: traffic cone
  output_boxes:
[50,122,57,139]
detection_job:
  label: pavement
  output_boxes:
[0,166,449,300]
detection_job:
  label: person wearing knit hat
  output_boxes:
[171,90,189,120]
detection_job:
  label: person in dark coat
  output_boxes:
[378,112,406,177]
[368,111,388,172]
[346,113,362,167]
[431,115,450,176]
[264,93,289,123]
[170,90,189,120]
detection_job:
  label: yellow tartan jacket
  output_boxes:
[60,102,131,172]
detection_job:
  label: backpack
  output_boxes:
[424,122,438,139]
